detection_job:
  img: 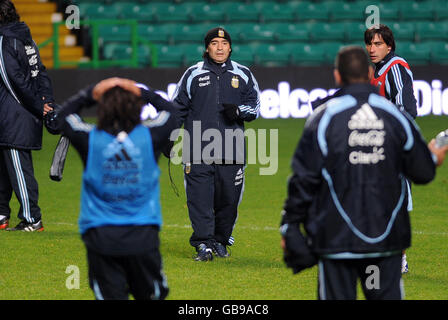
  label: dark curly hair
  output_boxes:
[97,86,144,136]
[0,0,20,25]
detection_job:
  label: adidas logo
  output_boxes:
[348,103,384,130]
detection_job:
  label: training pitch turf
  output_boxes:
[0,116,447,300]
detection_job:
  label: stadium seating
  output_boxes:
[396,42,432,65]
[60,0,448,68]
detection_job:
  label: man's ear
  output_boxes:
[334,69,342,86]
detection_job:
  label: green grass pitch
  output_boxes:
[0,116,447,300]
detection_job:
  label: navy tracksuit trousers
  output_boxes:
[0,148,41,223]
[184,163,244,248]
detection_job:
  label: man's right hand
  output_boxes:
[428,139,448,166]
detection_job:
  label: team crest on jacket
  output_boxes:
[231,76,239,88]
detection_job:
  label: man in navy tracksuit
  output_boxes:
[280,46,447,300]
[365,24,418,273]
[0,0,54,232]
[171,27,260,261]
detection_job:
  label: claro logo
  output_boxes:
[143,79,448,120]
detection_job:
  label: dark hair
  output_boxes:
[335,46,370,85]
[364,24,395,52]
[0,0,20,25]
[97,86,144,135]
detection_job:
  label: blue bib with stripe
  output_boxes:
[79,125,161,234]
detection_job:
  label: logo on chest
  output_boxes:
[231,76,239,88]
[198,75,210,87]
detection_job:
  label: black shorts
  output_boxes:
[86,246,169,300]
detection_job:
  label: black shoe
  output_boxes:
[212,241,230,258]
[6,220,44,232]
[0,216,9,230]
[194,243,213,261]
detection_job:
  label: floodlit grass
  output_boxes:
[0,116,447,300]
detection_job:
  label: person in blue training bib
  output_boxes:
[55,78,177,300]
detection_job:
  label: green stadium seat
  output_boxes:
[434,1,448,21]
[189,3,227,23]
[426,41,448,64]
[98,25,132,42]
[345,22,368,43]
[399,2,434,21]
[273,23,310,42]
[138,24,174,44]
[396,42,431,65]
[102,42,152,66]
[181,44,205,66]
[222,2,260,23]
[256,2,296,22]
[316,42,346,64]
[79,3,119,20]
[296,2,329,21]
[155,44,184,68]
[309,23,346,42]
[376,3,400,21]
[117,3,155,22]
[231,44,255,66]
[255,43,292,67]
[416,22,448,41]
[326,1,366,22]
[388,22,415,41]
[239,24,276,43]
[171,23,214,44]
[221,23,254,42]
[290,43,327,66]
[103,43,129,60]
[152,3,192,23]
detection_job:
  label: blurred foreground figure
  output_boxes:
[56,78,178,300]
[280,46,448,300]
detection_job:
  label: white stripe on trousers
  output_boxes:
[10,149,32,223]
[318,260,326,300]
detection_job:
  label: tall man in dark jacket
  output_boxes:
[365,24,418,273]
[172,27,260,261]
[0,0,54,231]
[280,46,448,300]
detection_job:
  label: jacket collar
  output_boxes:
[341,83,379,95]
[374,51,395,69]
[202,56,234,74]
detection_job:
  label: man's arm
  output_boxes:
[141,89,178,160]
[237,68,260,122]
[387,63,417,119]
[3,41,44,118]
[281,122,324,226]
[401,116,436,184]
[171,68,193,128]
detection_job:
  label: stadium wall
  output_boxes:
[48,65,448,118]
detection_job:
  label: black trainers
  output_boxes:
[0,216,9,230]
[212,241,230,258]
[6,220,44,232]
[194,243,213,261]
